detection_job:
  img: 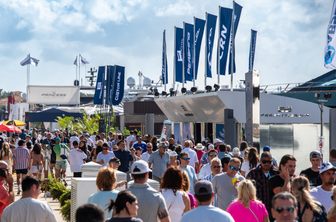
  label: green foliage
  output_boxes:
[49,179,67,200]
[59,189,71,206]
[73,113,100,134]
[61,200,71,222]
[122,127,131,136]
[56,116,74,132]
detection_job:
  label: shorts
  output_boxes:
[31,165,42,174]
[55,161,67,170]
[16,169,28,174]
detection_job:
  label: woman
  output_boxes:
[0,142,13,173]
[181,171,197,209]
[328,186,336,221]
[30,143,44,180]
[292,176,327,222]
[161,167,190,222]
[107,190,142,222]
[227,179,269,222]
[88,167,119,220]
[79,140,91,162]
[150,136,158,151]
[241,147,259,177]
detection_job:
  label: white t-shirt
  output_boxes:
[68,148,87,172]
[181,205,234,222]
[310,186,333,211]
[241,161,251,176]
[2,197,57,222]
[182,147,198,168]
[198,163,211,179]
[96,151,115,166]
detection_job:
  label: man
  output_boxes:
[125,130,137,150]
[263,146,278,167]
[204,158,222,182]
[212,157,244,210]
[300,150,322,187]
[182,140,199,170]
[198,149,218,179]
[141,142,153,162]
[310,161,336,212]
[133,135,147,153]
[271,192,298,222]
[221,155,231,173]
[76,203,104,222]
[108,157,121,170]
[128,160,170,222]
[179,152,197,194]
[2,176,57,222]
[96,142,115,167]
[247,152,279,214]
[68,140,87,177]
[148,142,170,182]
[181,180,234,222]
[13,139,30,195]
[269,154,296,198]
[114,140,133,173]
[69,132,80,149]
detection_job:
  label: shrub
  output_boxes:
[61,200,71,222]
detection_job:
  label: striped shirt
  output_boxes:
[13,146,30,170]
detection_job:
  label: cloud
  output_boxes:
[155,0,194,17]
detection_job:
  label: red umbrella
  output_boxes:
[0,124,22,133]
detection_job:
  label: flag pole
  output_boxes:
[79,54,81,86]
[27,62,30,102]
[217,6,220,86]
[182,23,185,89]
[173,27,176,90]
[193,17,196,88]
[205,13,208,88]
[230,1,235,91]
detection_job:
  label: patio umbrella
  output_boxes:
[2,120,26,127]
[0,124,22,133]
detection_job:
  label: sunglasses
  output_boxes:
[212,165,221,169]
[181,157,190,161]
[262,160,272,164]
[229,165,240,171]
[274,206,295,213]
[209,154,217,157]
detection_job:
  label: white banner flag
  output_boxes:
[325,0,336,68]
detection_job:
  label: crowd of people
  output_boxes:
[0,129,336,221]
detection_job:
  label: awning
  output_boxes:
[25,108,83,122]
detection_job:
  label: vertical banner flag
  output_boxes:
[249,30,258,72]
[20,54,39,66]
[106,65,114,105]
[162,30,168,84]
[110,65,125,105]
[93,66,105,104]
[175,27,184,83]
[325,0,336,68]
[205,13,217,78]
[217,6,232,75]
[194,17,205,80]
[183,22,194,82]
[228,1,243,74]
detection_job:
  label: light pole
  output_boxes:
[315,92,332,160]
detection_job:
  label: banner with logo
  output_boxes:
[28,86,80,105]
[162,30,168,84]
[325,0,336,68]
[249,29,258,72]
[105,65,114,105]
[194,17,205,80]
[205,13,217,78]
[184,22,194,82]
[175,27,184,83]
[110,65,125,106]
[228,1,243,74]
[93,66,105,105]
[217,6,232,76]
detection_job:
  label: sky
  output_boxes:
[0,0,333,93]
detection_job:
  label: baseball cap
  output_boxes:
[168,151,178,157]
[319,162,336,174]
[263,146,271,152]
[131,160,152,175]
[310,150,322,159]
[54,137,61,143]
[194,180,213,196]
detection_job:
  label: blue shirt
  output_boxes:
[88,190,119,220]
[133,141,147,153]
[114,149,133,172]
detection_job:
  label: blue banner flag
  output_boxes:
[175,27,184,83]
[205,13,217,78]
[325,0,336,68]
[184,22,194,82]
[217,6,232,76]
[110,65,125,105]
[249,30,258,72]
[162,30,168,84]
[194,17,205,80]
[228,1,243,74]
[93,66,105,105]
[106,65,115,105]
[20,54,39,66]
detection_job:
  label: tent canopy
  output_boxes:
[25,108,83,122]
